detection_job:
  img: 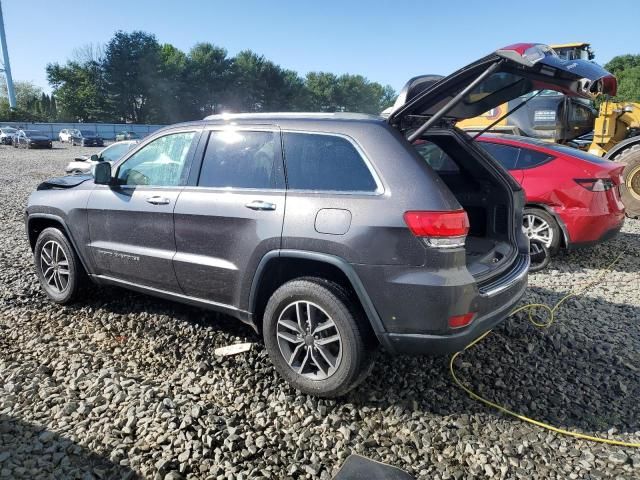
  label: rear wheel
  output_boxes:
[614,144,640,219]
[523,207,561,254]
[34,227,86,304]
[263,278,374,397]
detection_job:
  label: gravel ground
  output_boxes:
[1,143,639,480]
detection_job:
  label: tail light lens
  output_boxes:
[403,210,470,248]
[574,178,614,192]
[448,312,476,329]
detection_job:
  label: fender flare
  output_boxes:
[247,249,386,335]
[26,213,93,274]
[524,203,570,247]
[604,135,640,160]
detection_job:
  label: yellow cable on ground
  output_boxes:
[450,253,640,448]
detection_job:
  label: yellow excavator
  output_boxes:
[458,42,640,218]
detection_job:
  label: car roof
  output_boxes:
[478,133,557,149]
[162,112,385,132]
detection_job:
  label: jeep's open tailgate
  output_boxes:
[388,43,616,125]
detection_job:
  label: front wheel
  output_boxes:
[263,278,375,398]
[523,207,561,254]
[34,227,86,304]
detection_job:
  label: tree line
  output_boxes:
[0,30,397,124]
[2,33,639,124]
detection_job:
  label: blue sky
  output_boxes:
[5,0,640,93]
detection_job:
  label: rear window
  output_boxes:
[199,130,278,189]
[283,132,377,192]
[414,141,459,173]
[479,142,519,170]
[480,141,553,169]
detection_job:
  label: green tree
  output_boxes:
[185,43,232,117]
[47,60,109,121]
[103,31,163,122]
[0,80,46,121]
[604,54,640,102]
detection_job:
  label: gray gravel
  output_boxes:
[1,143,639,479]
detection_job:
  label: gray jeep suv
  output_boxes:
[25,44,615,396]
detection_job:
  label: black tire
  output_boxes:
[263,277,375,398]
[528,239,550,272]
[614,144,640,219]
[34,227,86,304]
[523,207,561,255]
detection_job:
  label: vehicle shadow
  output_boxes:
[349,285,640,435]
[0,414,137,479]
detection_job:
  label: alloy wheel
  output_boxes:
[523,213,553,248]
[276,301,343,380]
[40,240,70,293]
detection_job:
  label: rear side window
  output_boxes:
[518,147,553,169]
[199,130,278,189]
[283,133,377,192]
[479,142,520,170]
[414,141,459,173]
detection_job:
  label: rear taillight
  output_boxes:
[403,210,470,248]
[574,178,614,192]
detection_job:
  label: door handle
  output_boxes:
[146,195,171,205]
[245,200,276,211]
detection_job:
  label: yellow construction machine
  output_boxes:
[458,43,640,218]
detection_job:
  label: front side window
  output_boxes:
[117,131,195,186]
[283,132,377,192]
[198,130,278,189]
[479,142,520,170]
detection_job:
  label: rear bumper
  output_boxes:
[356,253,529,356]
[556,208,625,246]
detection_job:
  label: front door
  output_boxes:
[86,129,199,291]
[173,127,286,308]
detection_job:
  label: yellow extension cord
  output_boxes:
[450,252,640,448]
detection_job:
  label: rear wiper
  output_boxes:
[471,89,543,140]
[408,61,503,143]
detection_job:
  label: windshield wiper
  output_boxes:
[471,90,543,140]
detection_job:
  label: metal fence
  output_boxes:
[0,122,166,140]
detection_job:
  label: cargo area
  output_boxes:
[415,132,517,278]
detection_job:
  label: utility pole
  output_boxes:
[0,1,16,109]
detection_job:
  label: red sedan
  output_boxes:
[477,134,625,253]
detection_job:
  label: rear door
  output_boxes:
[173,126,286,308]
[388,43,616,126]
[86,127,200,291]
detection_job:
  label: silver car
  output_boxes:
[65,140,139,174]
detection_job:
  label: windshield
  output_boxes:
[25,131,45,137]
[81,130,96,136]
[101,142,134,162]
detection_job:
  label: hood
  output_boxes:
[37,175,92,190]
[388,43,616,126]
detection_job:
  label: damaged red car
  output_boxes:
[477,134,625,253]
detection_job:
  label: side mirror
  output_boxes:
[93,161,112,185]
[90,154,99,162]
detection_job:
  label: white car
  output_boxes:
[0,126,17,145]
[58,128,79,143]
[65,140,139,174]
